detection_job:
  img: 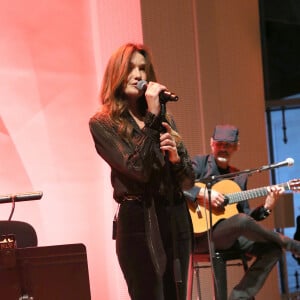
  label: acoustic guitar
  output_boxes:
[187,179,300,234]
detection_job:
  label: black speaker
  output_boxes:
[0,243,91,299]
[259,0,300,100]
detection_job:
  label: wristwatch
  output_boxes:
[263,207,272,218]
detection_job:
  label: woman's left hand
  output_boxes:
[160,122,180,164]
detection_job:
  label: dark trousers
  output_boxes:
[116,200,192,300]
[194,213,283,299]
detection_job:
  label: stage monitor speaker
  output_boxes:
[0,243,91,300]
[274,193,295,228]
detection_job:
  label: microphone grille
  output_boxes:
[136,80,147,91]
[286,157,294,166]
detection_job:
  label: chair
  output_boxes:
[188,245,250,300]
[0,220,38,248]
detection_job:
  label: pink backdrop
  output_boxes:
[0,0,142,298]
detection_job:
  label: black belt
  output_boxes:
[122,195,142,202]
[121,192,184,205]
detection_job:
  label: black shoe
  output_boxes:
[286,239,300,257]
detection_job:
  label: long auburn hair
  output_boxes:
[99,43,181,144]
[100,43,157,141]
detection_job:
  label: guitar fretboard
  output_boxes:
[226,182,290,204]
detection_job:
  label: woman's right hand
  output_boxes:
[144,81,167,116]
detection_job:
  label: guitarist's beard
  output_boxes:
[216,157,228,163]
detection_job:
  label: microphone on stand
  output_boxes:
[0,191,43,204]
[259,158,294,171]
[136,80,179,103]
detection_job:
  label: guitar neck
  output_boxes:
[226,182,290,204]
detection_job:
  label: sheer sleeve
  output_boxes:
[89,111,194,190]
[89,112,165,183]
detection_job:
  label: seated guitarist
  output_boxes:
[184,124,300,300]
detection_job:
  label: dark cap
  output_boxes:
[212,125,239,143]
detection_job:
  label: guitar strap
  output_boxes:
[195,155,210,183]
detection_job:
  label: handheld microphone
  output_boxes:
[259,158,294,171]
[136,80,179,103]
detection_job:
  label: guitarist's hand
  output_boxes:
[198,188,225,210]
[264,185,285,211]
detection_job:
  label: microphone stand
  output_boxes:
[202,164,277,300]
[200,176,221,300]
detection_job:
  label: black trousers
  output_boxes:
[116,199,192,300]
[194,213,283,299]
